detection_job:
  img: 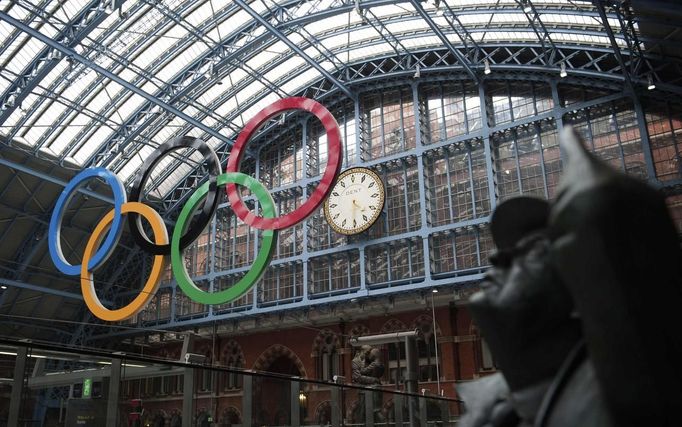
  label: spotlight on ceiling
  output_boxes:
[647,75,656,90]
[414,64,421,78]
[560,62,567,78]
[432,288,438,293]
[484,59,491,75]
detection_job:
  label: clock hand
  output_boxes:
[352,199,367,212]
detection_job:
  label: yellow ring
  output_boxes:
[80,202,168,322]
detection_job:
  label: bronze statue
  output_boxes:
[351,345,382,385]
[351,345,385,422]
[460,126,682,427]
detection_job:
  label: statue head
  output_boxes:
[468,194,581,391]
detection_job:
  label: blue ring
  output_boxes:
[48,168,126,276]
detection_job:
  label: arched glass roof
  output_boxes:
[0,0,681,198]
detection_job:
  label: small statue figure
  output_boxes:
[351,345,381,385]
[459,126,682,427]
[351,345,385,423]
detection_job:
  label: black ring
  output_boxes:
[128,136,221,255]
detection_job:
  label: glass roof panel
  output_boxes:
[0,0,676,204]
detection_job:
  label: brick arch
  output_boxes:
[220,406,241,424]
[411,314,442,337]
[380,318,408,333]
[311,329,341,357]
[314,401,332,425]
[252,344,308,378]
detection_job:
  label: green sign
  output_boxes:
[83,378,92,398]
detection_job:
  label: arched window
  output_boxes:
[313,330,340,381]
[221,340,245,391]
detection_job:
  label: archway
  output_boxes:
[252,345,305,426]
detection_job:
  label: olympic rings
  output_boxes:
[81,202,168,322]
[128,136,221,255]
[49,167,126,276]
[172,173,277,305]
[48,97,342,322]
[225,97,342,230]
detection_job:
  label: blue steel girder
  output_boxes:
[70,0,330,162]
[232,0,354,100]
[261,0,347,75]
[410,0,479,83]
[67,246,152,346]
[81,2,296,169]
[92,0,346,175]
[0,11,236,150]
[153,42,660,221]
[440,0,487,62]
[609,0,660,85]
[361,7,415,61]
[594,0,635,93]
[28,1,179,155]
[86,88,640,341]
[89,0,628,172]
[0,0,125,126]
[0,319,72,338]
[0,0,50,59]
[514,0,560,65]
[0,278,86,302]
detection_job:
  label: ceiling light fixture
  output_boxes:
[560,62,567,78]
[484,59,491,75]
[414,64,421,78]
[647,75,656,90]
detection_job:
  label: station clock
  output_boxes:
[324,167,385,235]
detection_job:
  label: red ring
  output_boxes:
[225,97,342,230]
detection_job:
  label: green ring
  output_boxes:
[171,172,277,305]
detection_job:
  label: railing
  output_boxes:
[0,338,460,427]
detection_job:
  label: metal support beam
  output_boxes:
[291,380,301,426]
[410,0,479,83]
[242,375,253,427]
[0,157,113,204]
[0,0,123,125]
[182,367,195,427]
[8,345,28,427]
[106,358,121,427]
[405,336,419,427]
[233,0,356,100]
[331,385,341,427]
[0,278,86,302]
[394,393,404,427]
[0,11,232,146]
[595,0,636,94]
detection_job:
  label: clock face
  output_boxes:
[324,167,385,235]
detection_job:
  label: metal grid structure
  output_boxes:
[0,0,681,346]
